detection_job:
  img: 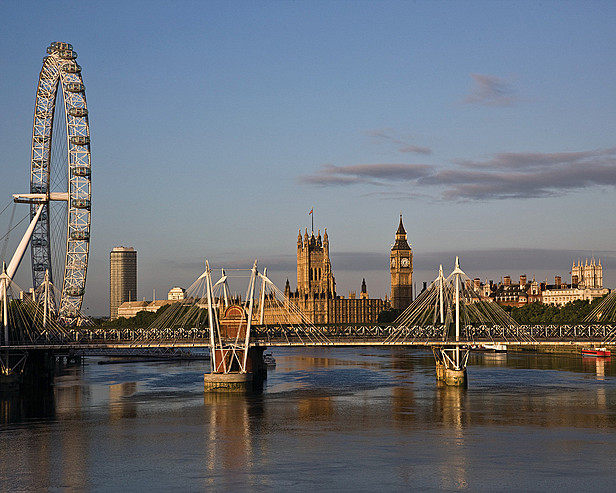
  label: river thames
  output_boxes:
[1,348,616,491]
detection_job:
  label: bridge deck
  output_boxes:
[1,339,612,351]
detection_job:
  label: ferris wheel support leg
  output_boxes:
[2,272,8,346]
[6,203,44,280]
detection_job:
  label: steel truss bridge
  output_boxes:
[2,323,615,351]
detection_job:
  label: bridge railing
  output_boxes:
[3,324,616,347]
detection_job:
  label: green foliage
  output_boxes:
[378,308,401,323]
[509,295,607,325]
[92,303,210,330]
[94,304,171,330]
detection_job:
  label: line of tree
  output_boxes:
[378,295,610,326]
[91,305,171,330]
[503,295,607,325]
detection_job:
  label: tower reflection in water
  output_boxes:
[435,385,469,490]
[202,392,265,488]
[109,382,137,419]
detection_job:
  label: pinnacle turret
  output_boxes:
[396,214,406,235]
[392,214,411,251]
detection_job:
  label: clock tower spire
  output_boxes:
[390,214,413,311]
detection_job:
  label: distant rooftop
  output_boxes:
[112,246,135,252]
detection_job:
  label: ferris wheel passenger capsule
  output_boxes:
[66,82,84,92]
[59,50,77,60]
[68,107,88,117]
[66,287,85,297]
[70,231,90,241]
[71,198,91,210]
[70,136,90,146]
[72,166,91,177]
[62,62,81,73]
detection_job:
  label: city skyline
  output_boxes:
[1,1,615,315]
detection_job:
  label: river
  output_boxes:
[1,348,616,491]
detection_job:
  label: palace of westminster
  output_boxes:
[279,216,413,324]
[114,216,609,322]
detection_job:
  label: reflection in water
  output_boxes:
[202,392,265,489]
[109,382,137,419]
[297,396,334,421]
[436,386,468,490]
[0,349,615,490]
[582,356,609,381]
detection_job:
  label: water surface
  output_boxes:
[1,348,615,491]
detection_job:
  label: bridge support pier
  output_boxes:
[0,349,55,393]
[432,346,468,387]
[204,347,266,393]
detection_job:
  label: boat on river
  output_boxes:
[581,347,611,357]
[470,343,507,352]
[264,353,276,367]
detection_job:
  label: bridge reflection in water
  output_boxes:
[1,348,616,489]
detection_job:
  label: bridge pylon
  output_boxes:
[203,259,266,392]
[436,258,469,386]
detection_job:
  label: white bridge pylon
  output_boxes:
[388,256,521,376]
[136,259,328,374]
[392,256,519,335]
[201,259,327,374]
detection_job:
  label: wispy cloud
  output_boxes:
[456,148,616,170]
[367,128,432,155]
[463,73,518,107]
[300,163,432,186]
[300,148,616,201]
[426,148,616,200]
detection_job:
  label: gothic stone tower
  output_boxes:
[297,228,336,297]
[390,215,413,310]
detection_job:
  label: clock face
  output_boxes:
[391,258,396,268]
[401,257,410,268]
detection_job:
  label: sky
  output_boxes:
[1,1,615,315]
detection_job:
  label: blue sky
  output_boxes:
[1,1,615,315]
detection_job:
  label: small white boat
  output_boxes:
[481,343,507,353]
[264,353,276,367]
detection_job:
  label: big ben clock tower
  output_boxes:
[390,215,413,311]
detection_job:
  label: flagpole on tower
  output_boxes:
[309,208,314,233]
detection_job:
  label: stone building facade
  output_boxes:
[571,258,603,288]
[470,258,609,308]
[282,227,388,324]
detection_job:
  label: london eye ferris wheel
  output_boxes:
[13,42,92,322]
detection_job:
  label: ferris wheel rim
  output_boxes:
[29,41,91,321]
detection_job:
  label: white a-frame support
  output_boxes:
[205,259,258,374]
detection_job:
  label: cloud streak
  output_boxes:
[300,148,616,200]
[367,128,432,155]
[300,163,432,186]
[463,73,518,107]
